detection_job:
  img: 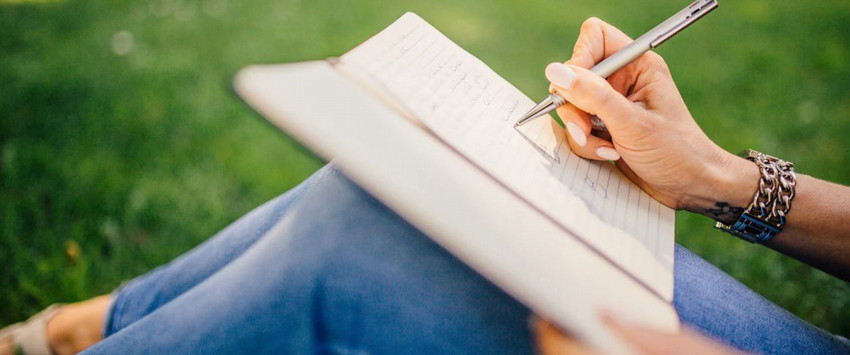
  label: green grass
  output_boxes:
[2,0,848,337]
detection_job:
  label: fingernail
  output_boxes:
[545,63,576,89]
[566,121,586,147]
[596,147,620,161]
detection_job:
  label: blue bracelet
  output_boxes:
[715,210,782,243]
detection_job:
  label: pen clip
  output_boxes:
[650,0,718,48]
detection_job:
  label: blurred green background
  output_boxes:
[1,0,848,338]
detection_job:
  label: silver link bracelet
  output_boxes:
[715,150,797,243]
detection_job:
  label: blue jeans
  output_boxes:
[83,165,849,354]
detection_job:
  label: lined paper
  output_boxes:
[340,13,675,299]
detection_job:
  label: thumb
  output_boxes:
[545,62,635,131]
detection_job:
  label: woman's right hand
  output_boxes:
[550,18,850,280]
[547,18,758,221]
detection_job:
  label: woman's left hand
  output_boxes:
[534,315,746,355]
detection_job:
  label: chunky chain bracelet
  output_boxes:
[715,150,797,243]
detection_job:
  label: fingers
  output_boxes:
[600,313,745,355]
[567,18,634,69]
[546,63,634,125]
[545,62,637,160]
[558,103,620,161]
[533,318,597,355]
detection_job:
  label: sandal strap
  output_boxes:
[1,304,63,355]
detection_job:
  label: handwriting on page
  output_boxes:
[340,13,675,293]
[344,22,562,163]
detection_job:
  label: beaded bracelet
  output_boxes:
[715,150,797,243]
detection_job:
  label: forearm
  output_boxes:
[766,175,850,281]
[690,154,850,281]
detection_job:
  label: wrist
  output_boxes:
[683,149,760,224]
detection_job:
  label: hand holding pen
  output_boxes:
[529,13,753,216]
[516,0,718,129]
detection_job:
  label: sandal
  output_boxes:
[0,304,63,355]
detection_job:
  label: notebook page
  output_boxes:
[340,12,675,299]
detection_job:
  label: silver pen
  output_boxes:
[516,0,718,129]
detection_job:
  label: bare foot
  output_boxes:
[46,295,110,355]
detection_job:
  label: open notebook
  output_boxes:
[236,12,678,354]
